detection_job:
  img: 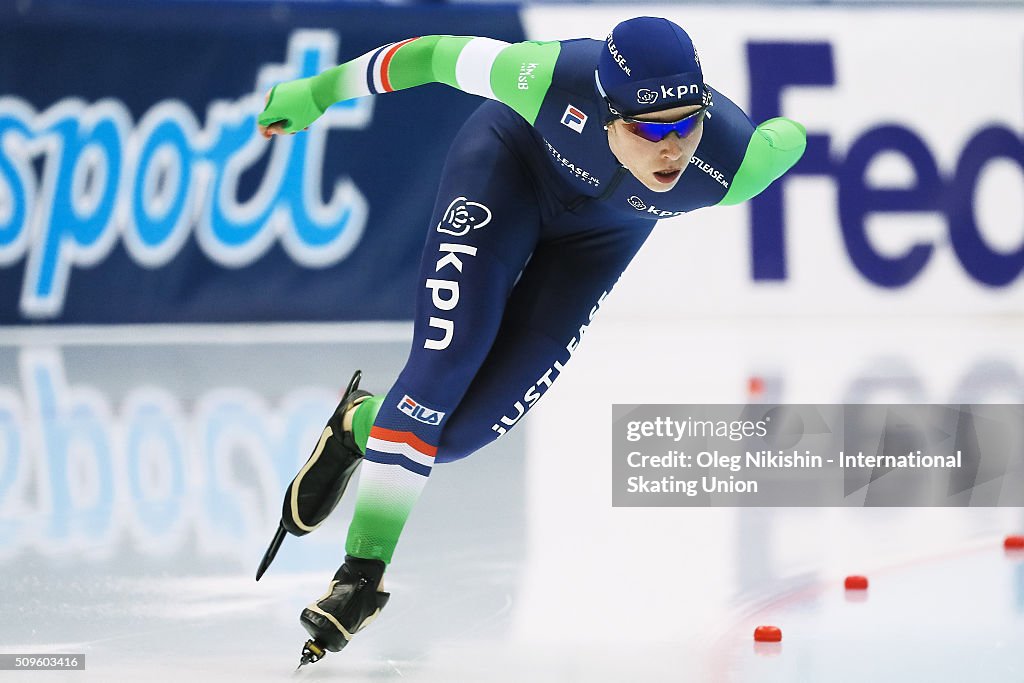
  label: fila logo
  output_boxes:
[398,395,446,425]
[561,104,588,133]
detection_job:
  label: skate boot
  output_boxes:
[298,555,390,662]
[256,371,371,580]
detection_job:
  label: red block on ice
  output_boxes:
[844,575,869,590]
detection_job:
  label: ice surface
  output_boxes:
[0,320,1021,682]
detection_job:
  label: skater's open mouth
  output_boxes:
[653,169,681,184]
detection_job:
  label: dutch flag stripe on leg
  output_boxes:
[366,426,437,473]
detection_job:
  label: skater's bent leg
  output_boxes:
[341,397,425,563]
[345,103,543,563]
[344,250,528,561]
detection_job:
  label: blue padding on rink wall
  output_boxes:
[0,1,526,324]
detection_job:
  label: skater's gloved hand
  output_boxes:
[257,79,321,138]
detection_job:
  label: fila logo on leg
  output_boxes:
[561,104,588,133]
[398,395,446,425]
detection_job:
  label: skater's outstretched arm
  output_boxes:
[258,36,560,136]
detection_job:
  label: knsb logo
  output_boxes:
[518,62,539,91]
[398,395,445,425]
[627,195,647,211]
[437,197,492,236]
[636,89,659,106]
[0,30,372,320]
[561,105,588,134]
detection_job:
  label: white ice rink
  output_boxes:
[0,316,1022,682]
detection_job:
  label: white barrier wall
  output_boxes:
[524,7,1024,317]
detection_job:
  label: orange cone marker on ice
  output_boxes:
[844,575,869,590]
[754,625,782,642]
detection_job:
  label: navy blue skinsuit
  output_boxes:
[374,38,761,464]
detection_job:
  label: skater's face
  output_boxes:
[606,104,705,193]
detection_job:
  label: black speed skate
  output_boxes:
[255,371,371,581]
[297,556,390,665]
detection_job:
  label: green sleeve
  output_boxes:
[487,41,561,124]
[717,118,807,206]
[260,36,561,133]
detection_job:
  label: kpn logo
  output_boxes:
[0,31,372,319]
[636,89,658,105]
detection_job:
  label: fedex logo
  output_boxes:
[561,105,587,133]
[398,395,445,425]
[749,41,1023,288]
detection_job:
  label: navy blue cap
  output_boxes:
[596,17,707,118]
